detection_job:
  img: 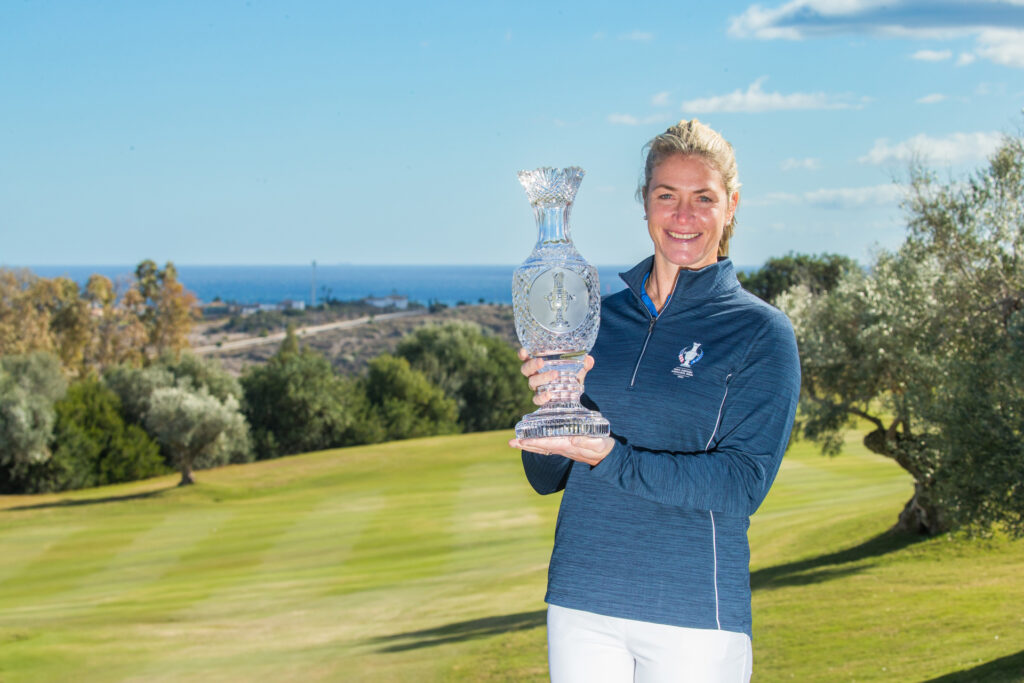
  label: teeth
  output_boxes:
[668,231,698,239]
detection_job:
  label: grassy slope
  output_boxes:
[1,432,1022,682]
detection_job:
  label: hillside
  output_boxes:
[1,432,1022,682]
[191,303,518,376]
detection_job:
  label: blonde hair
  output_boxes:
[638,119,741,256]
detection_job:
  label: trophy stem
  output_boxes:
[533,205,572,247]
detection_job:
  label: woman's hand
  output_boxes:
[508,435,615,466]
[517,347,594,406]
[510,348,611,464]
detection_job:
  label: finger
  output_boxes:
[520,357,545,378]
[527,369,559,391]
[517,347,531,361]
[577,354,595,383]
[532,390,551,406]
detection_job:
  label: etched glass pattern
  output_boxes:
[512,167,610,439]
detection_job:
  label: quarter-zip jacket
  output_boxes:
[522,256,800,638]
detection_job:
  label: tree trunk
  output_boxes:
[894,483,948,535]
[863,428,948,535]
[178,466,195,486]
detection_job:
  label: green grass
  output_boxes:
[1,431,1022,682]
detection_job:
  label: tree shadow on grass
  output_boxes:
[368,609,547,653]
[3,487,172,512]
[922,649,1024,682]
[752,530,928,591]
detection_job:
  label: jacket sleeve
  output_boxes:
[588,315,800,516]
[522,450,573,494]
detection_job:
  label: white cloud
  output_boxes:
[780,157,821,170]
[651,91,671,107]
[975,28,1024,68]
[608,113,670,126]
[957,52,977,65]
[916,93,946,104]
[619,31,654,42]
[729,1,1024,68]
[746,183,903,208]
[681,77,857,113]
[912,48,952,61]
[803,184,903,208]
[859,131,1004,165]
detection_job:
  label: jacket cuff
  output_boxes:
[590,437,628,478]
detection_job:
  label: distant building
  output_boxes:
[239,302,282,316]
[364,294,409,310]
[280,299,306,311]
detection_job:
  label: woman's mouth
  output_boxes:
[667,230,699,240]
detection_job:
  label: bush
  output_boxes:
[45,378,166,491]
[241,347,381,459]
[361,354,460,441]
[395,322,533,432]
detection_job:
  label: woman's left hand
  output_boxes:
[508,435,615,467]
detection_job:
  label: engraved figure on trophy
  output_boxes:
[512,167,610,439]
[545,271,574,329]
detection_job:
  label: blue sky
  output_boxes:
[2,0,1022,268]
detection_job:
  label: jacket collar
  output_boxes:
[619,256,741,316]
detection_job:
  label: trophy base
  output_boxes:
[514,403,610,440]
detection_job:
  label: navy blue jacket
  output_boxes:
[523,256,800,637]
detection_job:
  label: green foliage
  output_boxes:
[103,363,175,425]
[779,128,1024,536]
[154,351,244,404]
[104,353,253,469]
[278,323,300,357]
[144,386,248,485]
[44,378,166,492]
[395,321,533,432]
[738,252,858,304]
[0,352,68,491]
[241,346,381,459]
[361,354,460,441]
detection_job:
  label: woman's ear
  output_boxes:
[728,191,740,223]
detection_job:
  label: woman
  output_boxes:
[508,119,800,682]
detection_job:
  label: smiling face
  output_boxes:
[644,154,739,272]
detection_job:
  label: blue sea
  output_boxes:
[28,264,635,307]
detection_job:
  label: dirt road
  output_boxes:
[191,310,422,355]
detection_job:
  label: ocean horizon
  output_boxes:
[22,264,643,307]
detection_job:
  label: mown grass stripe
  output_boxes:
[1,432,1022,681]
[0,510,167,612]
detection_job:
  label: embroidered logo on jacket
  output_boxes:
[672,342,703,379]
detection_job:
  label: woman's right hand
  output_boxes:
[518,348,594,406]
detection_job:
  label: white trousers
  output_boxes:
[547,604,752,683]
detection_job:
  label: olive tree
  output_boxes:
[145,387,247,486]
[105,352,253,469]
[779,129,1024,536]
[0,352,67,491]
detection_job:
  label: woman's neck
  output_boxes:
[646,259,680,313]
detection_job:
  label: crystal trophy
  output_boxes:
[512,166,610,440]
